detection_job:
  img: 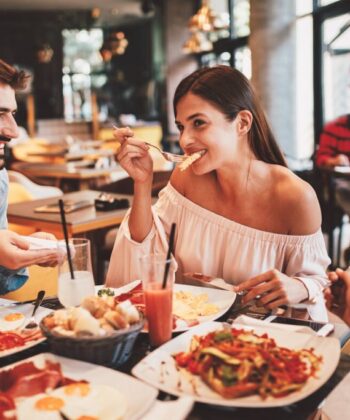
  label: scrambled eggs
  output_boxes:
[173,291,219,320]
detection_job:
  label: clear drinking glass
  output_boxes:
[57,238,95,307]
[140,253,176,347]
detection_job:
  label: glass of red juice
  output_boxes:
[140,253,176,347]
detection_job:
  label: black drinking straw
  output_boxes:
[58,199,75,280]
[162,223,176,289]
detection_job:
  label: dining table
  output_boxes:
[12,139,112,162]
[1,293,349,420]
[11,161,126,191]
[7,189,132,282]
[7,189,131,237]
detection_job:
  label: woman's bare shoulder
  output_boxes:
[170,167,209,198]
[273,166,321,234]
[169,166,190,195]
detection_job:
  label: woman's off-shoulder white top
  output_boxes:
[107,183,331,321]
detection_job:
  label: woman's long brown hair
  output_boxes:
[173,65,287,167]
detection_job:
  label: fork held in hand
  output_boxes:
[25,290,46,329]
[145,142,186,163]
[112,125,185,163]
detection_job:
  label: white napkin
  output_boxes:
[20,236,75,256]
[232,314,316,335]
[142,396,194,420]
[318,372,350,419]
[20,236,63,251]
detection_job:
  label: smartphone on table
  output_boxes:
[263,315,334,337]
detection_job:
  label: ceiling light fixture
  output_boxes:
[183,0,216,54]
[100,31,129,62]
[188,0,216,33]
[183,0,229,54]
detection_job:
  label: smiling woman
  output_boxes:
[106,65,330,322]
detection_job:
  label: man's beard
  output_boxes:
[0,152,5,170]
[0,136,11,170]
[0,135,11,142]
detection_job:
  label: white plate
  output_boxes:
[132,321,340,408]
[0,353,158,420]
[0,301,52,358]
[97,281,236,332]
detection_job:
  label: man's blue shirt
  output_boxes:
[0,168,28,295]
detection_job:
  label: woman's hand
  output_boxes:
[114,126,153,184]
[235,269,308,309]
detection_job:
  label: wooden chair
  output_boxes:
[3,174,62,300]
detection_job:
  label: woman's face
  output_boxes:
[175,92,240,175]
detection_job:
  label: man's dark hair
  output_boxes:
[0,59,29,90]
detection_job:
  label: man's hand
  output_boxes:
[0,230,60,270]
[326,268,350,326]
[29,232,61,267]
[326,154,350,167]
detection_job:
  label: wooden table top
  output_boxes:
[11,161,124,180]
[320,165,350,176]
[7,190,131,236]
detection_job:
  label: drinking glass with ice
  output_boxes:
[57,238,95,307]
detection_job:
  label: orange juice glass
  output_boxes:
[140,253,175,347]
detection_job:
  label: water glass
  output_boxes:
[58,238,95,307]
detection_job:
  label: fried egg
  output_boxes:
[0,312,25,332]
[16,394,63,420]
[16,383,128,420]
[52,383,128,420]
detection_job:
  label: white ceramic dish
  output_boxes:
[97,281,236,332]
[132,321,340,408]
[0,302,52,358]
[0,353,158,420]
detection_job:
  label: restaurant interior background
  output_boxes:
[0,0,349,279]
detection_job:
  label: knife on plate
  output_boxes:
[0,295,57,308]
[182,273,235,292]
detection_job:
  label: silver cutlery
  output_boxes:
[0,295,56,308]
[23,290,46,329]
[144,142,186,163]
[112,125,187,163]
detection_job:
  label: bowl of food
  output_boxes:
[40,295,144,367]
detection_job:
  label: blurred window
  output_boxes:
[320,0,341,6]
[62,29,105,122]
[232,0,250,37]
[199,0,250,77]
[296,0,313,16]
[322,13,350,121]
[234,46,251,79]
[296,12,314,159]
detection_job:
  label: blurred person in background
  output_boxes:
[0,58,59,295]
[316,114,350,263]
[316,114,350,171]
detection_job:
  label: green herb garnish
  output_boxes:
[97,288,115,297]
